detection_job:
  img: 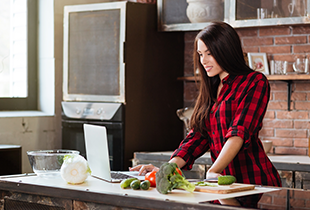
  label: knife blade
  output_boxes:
[187,177,218,182]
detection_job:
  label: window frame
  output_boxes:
[0,0,37,110]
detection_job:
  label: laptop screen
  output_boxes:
[84,124,113,181]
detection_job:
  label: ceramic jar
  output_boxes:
[186,0,223,23]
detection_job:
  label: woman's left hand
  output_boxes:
[129,164,159,176]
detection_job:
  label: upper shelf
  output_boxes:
[158,0,310,31]
[178,74,310,81]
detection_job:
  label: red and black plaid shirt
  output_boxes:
[172,71,281,187]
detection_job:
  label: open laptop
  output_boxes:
[83,124,145,183]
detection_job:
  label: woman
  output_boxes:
[130,21,281,207]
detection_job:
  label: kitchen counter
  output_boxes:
[0,174,280,210]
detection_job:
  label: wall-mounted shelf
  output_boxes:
[178,74,310,111]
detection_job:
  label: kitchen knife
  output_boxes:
[187,177,218,182]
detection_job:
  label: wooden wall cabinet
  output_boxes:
[158,0,310,31]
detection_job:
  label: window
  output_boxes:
[0,0,37,110]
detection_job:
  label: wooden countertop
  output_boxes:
[134,152,310,172]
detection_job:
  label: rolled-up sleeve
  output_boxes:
[171,130,210,170]
[225,77,270,149]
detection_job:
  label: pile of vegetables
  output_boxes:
[155,162,195,194]
[120,178,151,190]
[60,154,91,184]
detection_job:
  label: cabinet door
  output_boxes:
[158,0,225,31]
[63,2,126,102]
[231,0,310,28]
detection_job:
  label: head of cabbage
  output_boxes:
[60,154,91,184]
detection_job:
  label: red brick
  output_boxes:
[293,25,310,34]
[295,102,310,110]
[263,119,293,128]
[292,190,310,199]
[294,138,308,147]
[306,200,310,208]
[294,45,310,53]
[259,26,291,36]
[274,36,307,45]
[260,46,291,54]
[276,111,309,119]
[275,129,307,138]
[258,194,272,204]
[275,147,307,155]
[242,46,259,53]
[307,93,310,99]
[270,82,289,91]
[273,197,287,206]
[265,111,275,119]
[285,64,294,73]
[267,101,292,110]
[268,189,288,197]
[258,204,285,210]
[289,198,305,208]
[243,37,273,46]
[260,127,274,137]
[266,138,293,147]
[271,92,286,100]
[272,54,297,62]
[274,92,306,101]
[294,120,310,129]
[295,82,310,91]
[291,92,307,101]
[236,27,258,37]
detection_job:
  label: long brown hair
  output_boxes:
[190,22,254,135]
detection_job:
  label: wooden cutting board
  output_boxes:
[195,183,255,194]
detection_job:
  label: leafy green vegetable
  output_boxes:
[155,162,195,194]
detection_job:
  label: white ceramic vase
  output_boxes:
[186,0,223,23]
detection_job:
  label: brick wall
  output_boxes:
[258,188,310,209]
[183,25,310,156]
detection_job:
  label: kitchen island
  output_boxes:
[0,173,306,210]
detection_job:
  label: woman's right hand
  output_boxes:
[206,171,222,179]
[129,164,159,176]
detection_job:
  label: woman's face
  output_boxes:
[197,39,227,80]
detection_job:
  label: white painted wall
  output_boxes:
[0,0,57,173]
[0,0,121,174]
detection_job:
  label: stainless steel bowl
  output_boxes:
[27,149,80,177]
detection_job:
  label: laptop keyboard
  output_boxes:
[111,172,133,180]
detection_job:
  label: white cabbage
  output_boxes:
[60,154,91,184]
